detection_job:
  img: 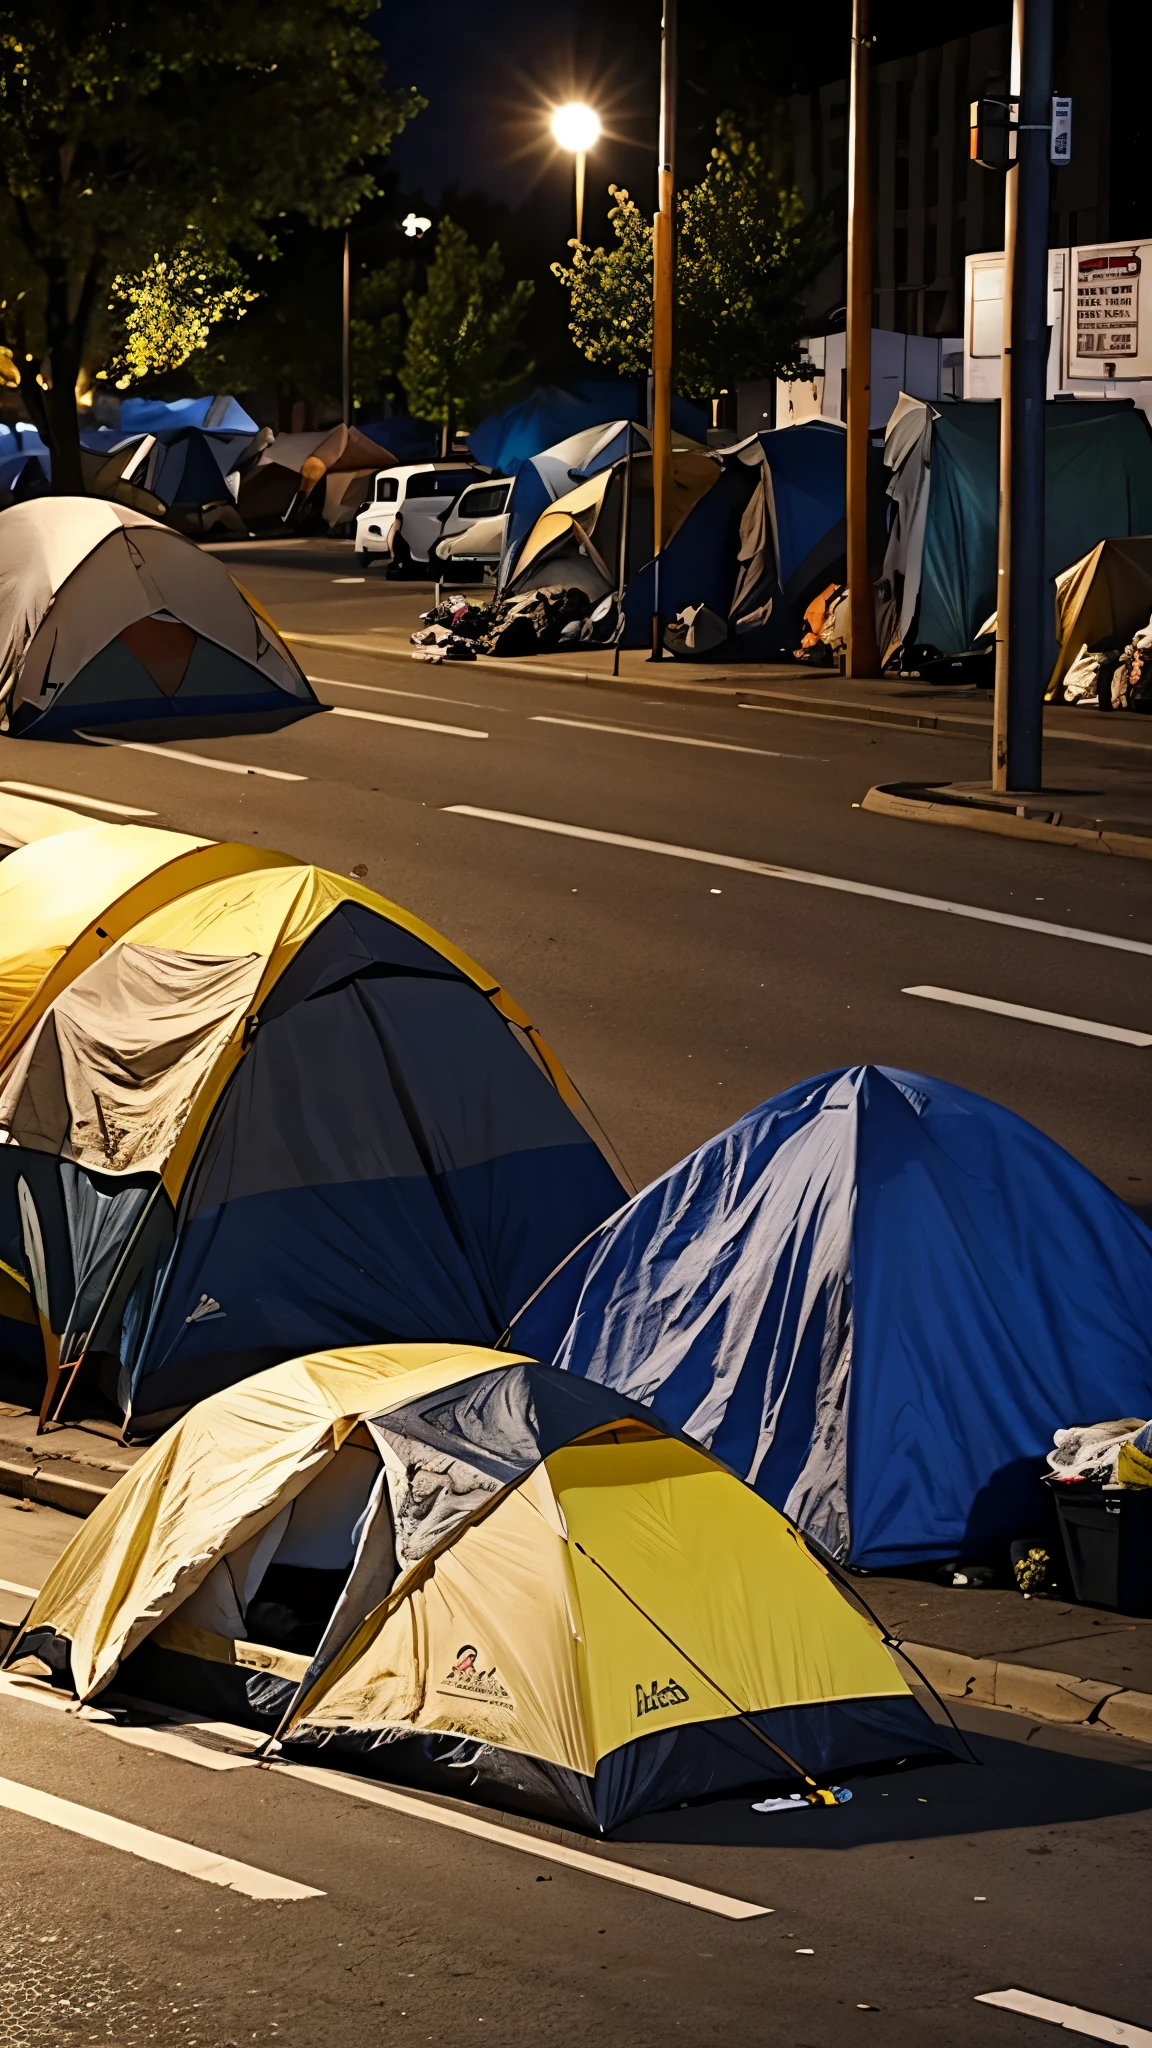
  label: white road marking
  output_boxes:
[904,986,1152,1046]
[0,1773,323,1900]
[100,1724,260,1771]
[443,807,1152,960]
[331,577,365,584]
[272,1760,770,1919]
[328,705,487,740]
[531,714,824,763]
[975,1988,1152,2043]
[308,675,495,711]
[80,735,306,782]
[0,780,157,818]
[0,1578,36,1599]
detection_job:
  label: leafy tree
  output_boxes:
[105,232,255,387]
[401,219,533,453]
[350,258,415,414]
[0,2,420,491]
[552,116,828,401]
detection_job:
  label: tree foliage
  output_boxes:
[0,0,420,488]
[106,232,255,386]
[552,116,828,399]
[401,219,533,447]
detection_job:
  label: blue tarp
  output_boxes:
[119,394,257,435]
[359,416,438,464]
[510,1066,1152,1569]
[471,378,707,478]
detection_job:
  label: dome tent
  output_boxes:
[8,1344,955,1833]
[0,498,318,740]
[510,1066,1152,1570]
[0,857,627,1434]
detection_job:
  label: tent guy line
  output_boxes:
[327,705,488,740]
[0,1773,324,1902]
[0,779,157,818]
[903,986,1152,1046]
[975,1988,1152,2044]
[80,734,308,781]
[530,716,827,762]
[442,808,1152,958]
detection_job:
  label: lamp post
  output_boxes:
[649,0,676,662]
[341,229,351,428]
[845,0,879,678]
[551,101,601,247]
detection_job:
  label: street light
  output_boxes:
[550,101,601,245]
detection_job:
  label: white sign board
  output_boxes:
[1050,96,1072,165]
[1075,249,1140,361]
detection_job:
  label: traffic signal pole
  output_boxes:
[992,0,1054,791]
[845,0,880,679]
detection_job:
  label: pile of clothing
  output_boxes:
[410,585,619,663]
[1062,617,1152,712]
[1046,1418,1152,1487]
[792,583,848,666]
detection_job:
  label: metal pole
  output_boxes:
[575,150,586,246]
[649,0,676,662]
[341,230,352,428]
[845,0,880,678]
[992,0,1053,792]
[613,424,635,678]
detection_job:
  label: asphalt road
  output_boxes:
[3,545,1152,2047]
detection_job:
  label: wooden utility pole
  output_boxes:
[649,0,676,660]
[845,0,880,678]
[992,0,1054,791]
[341,230,352,428]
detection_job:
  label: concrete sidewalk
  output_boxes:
[2,1400,1149,1744]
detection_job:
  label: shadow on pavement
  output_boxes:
[610,1728,1152,1849]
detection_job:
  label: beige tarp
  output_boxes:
[1047,534,1152,698]
[0,941,261,1174]
[299,424,394,498]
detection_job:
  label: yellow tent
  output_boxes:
[8,1344,954,1832]
[0,849,625,1433]
[506,448,721,598]
[1047,534,1152,698]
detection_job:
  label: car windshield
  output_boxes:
[404,470,485,498]
[373,477,399,502]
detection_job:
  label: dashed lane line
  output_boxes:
[80,734,306,781]
[903,986,1152,1046]
[327,705,487,740]
[0,779,157,817]
[307,675,496,711]
[531,714,825,762]
[0,1773,323,1901]
[975,1988,1152,2043]
[442,806,1152,959]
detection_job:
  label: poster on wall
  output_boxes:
[1076,250,1140,359]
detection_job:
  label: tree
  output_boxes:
[401,219,533,453]
[0,2,421,491]
[552,116,829,401]
[105,232,255,387]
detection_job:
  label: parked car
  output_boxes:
[353,463,489,574]
[429,476,512,580]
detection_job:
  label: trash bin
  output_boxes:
[1052,1485,1152,1615]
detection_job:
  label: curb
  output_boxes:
[862,782,1152,862]
[0,1455,112,1519]
[285,632,1152,756]
[897,1638,1152,1744]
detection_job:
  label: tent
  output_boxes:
[0,855,627,1434]
[8,1343,954,1831]
[881,396,1152,663]
[0,499,319,740]
[1047,535,1152,698]
[299,424,398,531]
[359,417,438,465]
[470,376,707,479]
[119,395,258,436]
[90,426,258,537]
[509,1066,1152,1571]
[0,822,294,1374]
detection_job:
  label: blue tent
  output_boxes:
[119,394,257,435]
[359,416,437,464]
[472,378,707,478]
[510,1066,1152,1570]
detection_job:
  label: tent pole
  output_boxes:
[613,424,635,678]
[341,230,352,429]
[648,0,676,663]
[845,0,879,679]
[992,0,1053,793]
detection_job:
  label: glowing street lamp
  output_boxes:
[550,101,601,245]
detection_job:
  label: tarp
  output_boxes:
[359,417,438,465]
[0,855,627,1431]
[119,395,258,435]
[510,1066,1152,1570]
[10,1343,951,1831]
[1048,534,1152,697]
[882,397,1152,660]
[0,499,317,739]
[470,377,707,479]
